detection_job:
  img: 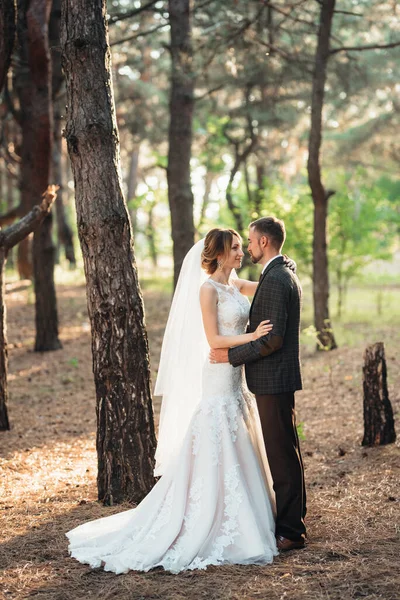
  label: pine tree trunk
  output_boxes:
[28,0,62,351]
[0,248,10,431]
[307,0,337,351]
[0,0,15,92]
[126,145,140,232]
[61,0,157,505]
[50,0,76,266]
[53,95,76,265]
[167,0,195,288]
[0,187,57,431]
[15,0,61,349]
[362,342,396,447]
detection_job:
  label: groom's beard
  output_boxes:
[249,250,263,264]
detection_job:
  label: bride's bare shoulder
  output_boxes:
[200,279,216,292]
[200,280,218,305]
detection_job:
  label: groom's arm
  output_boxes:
[228,278,288,367]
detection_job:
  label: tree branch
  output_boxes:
[331,41,400,54]
[0,186,58,250]
[108,0,161,25]
[110,22,168,46]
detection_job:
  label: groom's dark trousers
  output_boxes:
[256,392,306,540]
[228,256,306,541]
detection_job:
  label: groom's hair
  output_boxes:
[250,216,286,250]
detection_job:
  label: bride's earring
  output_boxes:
[217,259,223,270]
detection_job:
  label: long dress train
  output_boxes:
[66,279,278,574]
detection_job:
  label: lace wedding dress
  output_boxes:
[66,279,278,574]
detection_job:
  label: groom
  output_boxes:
[210,216,307,551]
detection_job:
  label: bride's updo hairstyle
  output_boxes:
[201,228,241,274]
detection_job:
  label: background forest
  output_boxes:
[0,1,399,599]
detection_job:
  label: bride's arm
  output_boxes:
[199,284,272,349]
[233,279,258,297]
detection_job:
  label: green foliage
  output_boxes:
[327,169,397,315]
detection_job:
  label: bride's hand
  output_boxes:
[253,320,273,340]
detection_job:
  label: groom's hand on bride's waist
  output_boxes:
[209,348,229,364]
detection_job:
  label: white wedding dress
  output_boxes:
[66,279,278,574]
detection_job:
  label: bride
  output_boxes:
[67,228,280,574]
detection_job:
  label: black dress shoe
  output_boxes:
[276,535,306,552]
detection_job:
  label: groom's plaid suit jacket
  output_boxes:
[228,256,302,395]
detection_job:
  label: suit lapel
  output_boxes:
[249,256,284,320]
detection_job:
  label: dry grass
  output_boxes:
[0,279,399,600]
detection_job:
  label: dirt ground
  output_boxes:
[0,280,399,600]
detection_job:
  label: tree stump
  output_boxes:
[362,342,396,446]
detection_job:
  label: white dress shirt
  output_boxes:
[261,254,282,275]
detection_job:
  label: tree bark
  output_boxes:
[28,0,62,351]
[50,0,76,266]
[307,0,337,351]
[61,0,157,505]
[15,0,62,349]
[53,95,76,265]
[0,187,57,430]
[126,144,140,232]
[0,0,15,92]
[197,170,214,231]
[167,0,195,288]
[362,342,396,446]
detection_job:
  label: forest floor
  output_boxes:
[0,278,399,600]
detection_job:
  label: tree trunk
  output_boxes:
[197,170,214,231]
[6,162,15,269]
[362,342,396,446]
[145,202,158,268]
[307,0,337,351]
[167,0,195,288]
[0,0,15,92]
[28,0,62,351]
[0,187,57,431]
[126,145,140,232]
[50,0,76,266]
[53,95,76,265]
[0,248,10,430]
[15,0,61,349]
[61,0,157,505]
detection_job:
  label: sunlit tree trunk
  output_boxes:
[307,0,337,350]
[167,0,195,288]
[61,0,157,505]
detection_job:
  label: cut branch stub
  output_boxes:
[362,342,396,447]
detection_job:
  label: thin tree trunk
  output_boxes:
[127,145,140,232]
[50,0,76,266]
[28,0,61,351]
[0,0,15,92]
[197,170,214,230]
[362,342,396,446]
[0,187,57,430]
[167,0,195,288]
[15,0,61,349]
[145,202,158,268]
[6,161,15,268]
[307,0,337,351]
[53,95,76,265]
[0,247,9,430]
[61,0,157,505]
[255,163,265,217]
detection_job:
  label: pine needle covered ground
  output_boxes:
[0,278,399,600]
